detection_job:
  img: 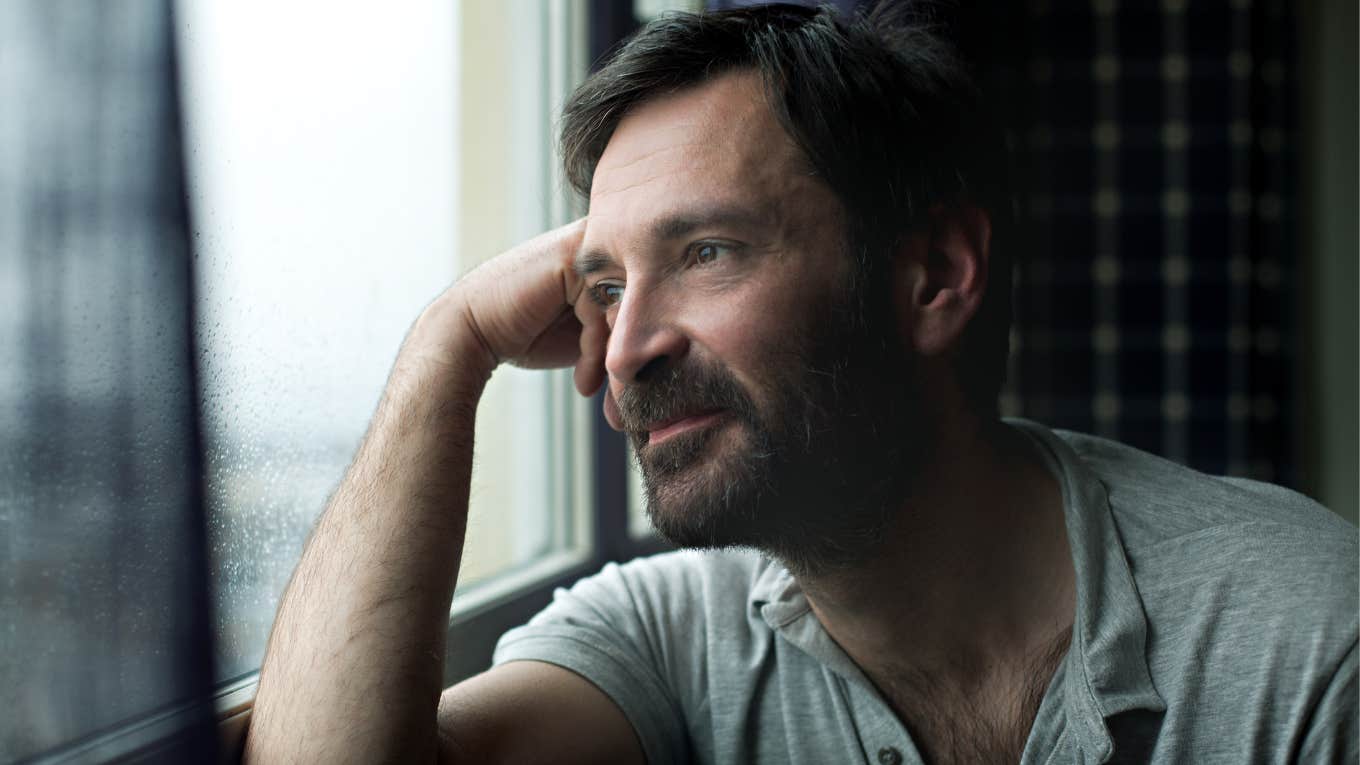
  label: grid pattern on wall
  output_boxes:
[998,0,1297,486]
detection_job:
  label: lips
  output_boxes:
[644,409,725,446]
[604,388,724,437]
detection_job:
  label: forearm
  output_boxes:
[245,300,493,764]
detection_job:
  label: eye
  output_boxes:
[590,282,624,307]
[691,242,728,266]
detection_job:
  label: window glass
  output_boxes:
[178,0,575,685]
[1,2,214,760]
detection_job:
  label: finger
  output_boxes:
[573,312,608,397]
[556,217,590,305]
[517,308,584,369]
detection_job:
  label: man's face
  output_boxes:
[577,71,920,573]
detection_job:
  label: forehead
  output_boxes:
[584,70,815,245]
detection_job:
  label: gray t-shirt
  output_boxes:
[493,420,1359,763]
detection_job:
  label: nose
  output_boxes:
[604,291,690,386]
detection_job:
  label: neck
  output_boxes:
[795,414,1074,686]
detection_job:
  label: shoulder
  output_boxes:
[1052,426,1355,610]
[550,547,771,624]
[1050,427,1353,548]
[1044,427,1357,716]
[500,547,774,672]
[491,547,775,762]
[1047,429,1355,592]
[1021,422,1355,601]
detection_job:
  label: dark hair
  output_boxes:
[560,1,1013,414]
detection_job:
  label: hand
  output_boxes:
[407,218,609,396]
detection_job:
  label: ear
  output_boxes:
[891,203,991,357]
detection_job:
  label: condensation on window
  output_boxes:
[1,2,214,760]
[179,0,565,684]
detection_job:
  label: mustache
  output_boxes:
[615,360,757,432]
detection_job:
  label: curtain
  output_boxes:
[996,0,1297,485]
[0,2,216,762]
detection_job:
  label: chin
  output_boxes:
[637,423,767,550]
[638,410,910,577]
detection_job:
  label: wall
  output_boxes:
[1297,0,1358,525]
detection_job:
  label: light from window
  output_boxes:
[178,0,575,686]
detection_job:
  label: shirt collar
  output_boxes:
[1006,419,1167,761]
[749,556,880,691]
[745,419,1167,764]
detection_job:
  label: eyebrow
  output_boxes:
[572,204,770,278]
[573,250,616,277]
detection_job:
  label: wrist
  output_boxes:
[402,291,498,388]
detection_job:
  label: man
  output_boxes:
[244,5,1357,763]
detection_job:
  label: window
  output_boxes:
[177,0,593,691]
[5,1,685,760]
[2,4,212,761]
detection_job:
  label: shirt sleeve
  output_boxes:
[492,559,692,765]
[1296,640,1358,764]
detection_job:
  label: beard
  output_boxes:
[616,260,926,577]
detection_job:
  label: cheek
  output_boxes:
[687,278,788,347]
[685,277,830,390]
